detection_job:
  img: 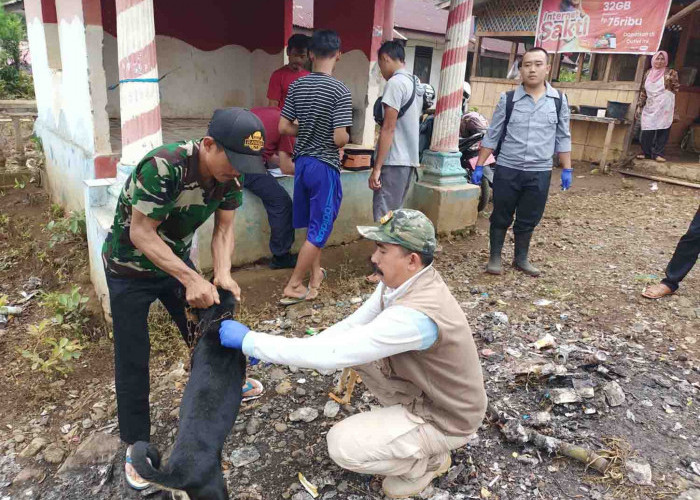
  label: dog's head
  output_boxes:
[188,289,238,342]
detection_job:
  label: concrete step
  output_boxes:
[631,159,700,183]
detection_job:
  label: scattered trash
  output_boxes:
[0,305,22,315]
[625,410,636,423]
[625,457,652,485]
[533,333,556,350]
[650,182,658,192]
[523,412,552,427]
[554,344,576,364]
[603,381,625,407]
[305,328,319,336]
[298,472,319,498]
[505,348,522,358]
[492,312,509,325]
[548,388,582,405]
[491,410,609,474]
[533,299,553,307]
[572,379,595,399]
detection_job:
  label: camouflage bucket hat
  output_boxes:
[357,209,436,255]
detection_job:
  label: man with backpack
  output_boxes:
[474,47,572,277]
[368,41,424,282]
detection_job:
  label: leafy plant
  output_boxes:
[45,210,86,248]
[0,212,7,226]
[0,6,34,99]
[13,178,25,189]
[40,286,89,331]
[20,336,84,376]
[49,203,64,219]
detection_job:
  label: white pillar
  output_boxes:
[116,0,162,168]
[429,0,473,153]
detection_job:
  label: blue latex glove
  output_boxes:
[561,168,573,191]
[249,357,260,366]
[472,165,484,185]
[219,320,250,350]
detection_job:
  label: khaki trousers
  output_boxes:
[327,405,471,480]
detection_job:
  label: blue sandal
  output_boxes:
[125,446,150,490]
[241,378,264,402]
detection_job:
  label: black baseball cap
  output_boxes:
[207,107,267,175]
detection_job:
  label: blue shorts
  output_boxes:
[293,156,343,248]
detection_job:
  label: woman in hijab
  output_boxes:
[636,51,679,162]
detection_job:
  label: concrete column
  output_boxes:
[383,0,395,41]
[408,0,479,233]
[116,0,162,168]
[421,0,473,186]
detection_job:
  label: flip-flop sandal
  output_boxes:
[307,269,328,300]
[241,378,264,402]
[641,283,674,299]
[125,446,150,491]
[279,288,310,306]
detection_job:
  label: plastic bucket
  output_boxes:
[606,101,630,120]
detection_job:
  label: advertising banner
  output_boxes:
[535,0,673,54]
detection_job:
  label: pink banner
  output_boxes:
[535,0,673,54]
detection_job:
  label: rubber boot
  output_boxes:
[513,231,541,276]
[486,227,507,275]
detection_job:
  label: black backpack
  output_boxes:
[373,73,417,125]
[493,89,564,158]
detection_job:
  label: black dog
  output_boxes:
[130,289,245,500]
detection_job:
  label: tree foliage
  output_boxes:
[0,5,34,99]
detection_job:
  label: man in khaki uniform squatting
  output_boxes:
[218,209,487,498]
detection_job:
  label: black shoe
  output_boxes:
[269,253,297,270]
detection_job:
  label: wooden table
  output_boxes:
[570,114,628,172]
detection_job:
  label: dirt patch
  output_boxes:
[0,170,698,500]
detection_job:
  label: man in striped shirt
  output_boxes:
[278,29,353,305]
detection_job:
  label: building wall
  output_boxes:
[404,35,445,91]
[25,0,111,210]
[670,89,700,145]
[104,33,284,119]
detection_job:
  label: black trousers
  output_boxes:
[661,207,700,291]
[107,271,191,444]
[490,165,552,234]
[243,172,294,257]
[640,128,670,159]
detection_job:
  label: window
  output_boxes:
[609,54,637,81]
[413,46,433,84]
[591,54,607,81]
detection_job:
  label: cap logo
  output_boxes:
[380,211,394,225]
[244,131,264,152]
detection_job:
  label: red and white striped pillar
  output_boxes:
[430,0,472,153]
[420,0,473,186]
[116,0,162,167]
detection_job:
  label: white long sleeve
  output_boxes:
[241,305,437,371]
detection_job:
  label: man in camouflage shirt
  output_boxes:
[103,108,268,491]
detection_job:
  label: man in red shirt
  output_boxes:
[246,106,297,269]
[267,34,310,109]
